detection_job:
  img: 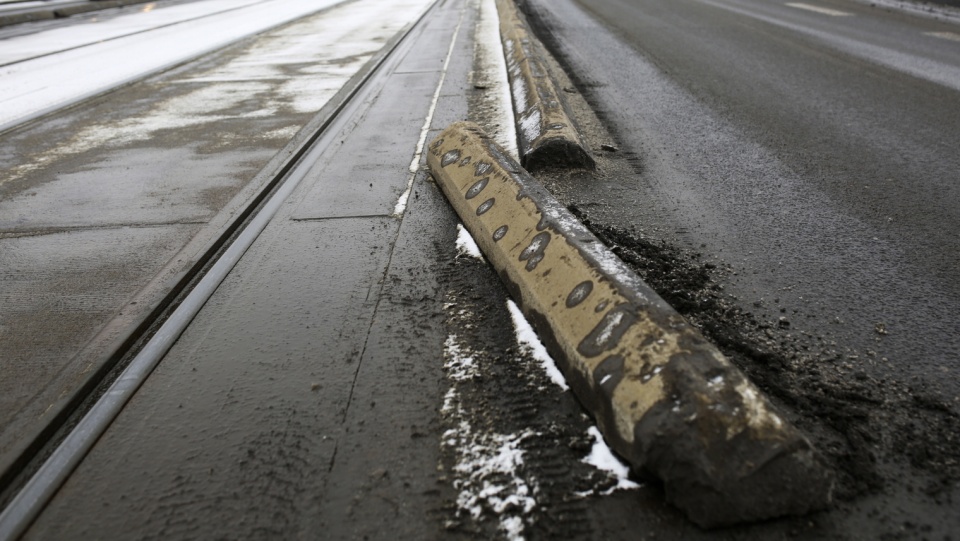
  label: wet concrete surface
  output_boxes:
[290,70,439,220]
[0,0,433,491]
[22,1,471,537]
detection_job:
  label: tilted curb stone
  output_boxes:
[427,122,834,528]
[495,0,594,171]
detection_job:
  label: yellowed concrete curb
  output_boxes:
[428,122,834,528]
[495,0,594,171]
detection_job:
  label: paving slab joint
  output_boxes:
[427,121,834,528]
[495,0,594,171]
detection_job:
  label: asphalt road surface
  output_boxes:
[524,0,960,400]
[520,0,960,536]
[1,0,959,539]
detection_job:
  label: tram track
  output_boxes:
[0,0,350,134]
[0,0,274,68]
[0,2,440,535]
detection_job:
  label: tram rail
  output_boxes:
[0,3,439,536]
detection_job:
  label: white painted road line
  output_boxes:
[786,2,852,16]
[392,0,465,217]
[926,31,960,42]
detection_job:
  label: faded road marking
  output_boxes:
[392,0,466,216]
[785,2,852,16]
[925,31,960,42]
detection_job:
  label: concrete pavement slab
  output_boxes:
[291,72,439,220]
[0,0,434,498]
[22,0,474,537]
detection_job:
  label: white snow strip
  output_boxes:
[0,0,268,66]
[506,300,569,391]
[476,0,519,160]
[392,2,466,217]
[0,0,433,190]
[785,2,852,16]
[580,426,640,495]
[455,224,484,259]
[0,0,356,132]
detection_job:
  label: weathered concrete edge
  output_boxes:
[427,122,834,528]
[0,0,160,28]
[494,0,594,171]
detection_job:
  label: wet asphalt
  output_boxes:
[519,0,960,537]
[523,0,960,403]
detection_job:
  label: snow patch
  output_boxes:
[0,0,352,131]
[475,0,519,159]
[442,332,539,539]
[455,224,484,259]
[579,426,640,495]
[518,108,542,146]
[0,0,267,66]
[444,334,479,381]
[2,0,434,187]
[506,300,568,391]
[736,379,784,431]
[444,407,538,539]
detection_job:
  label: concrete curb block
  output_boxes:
[0,0,157,28]
[427,122,834,528]
[495,0,594,171]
